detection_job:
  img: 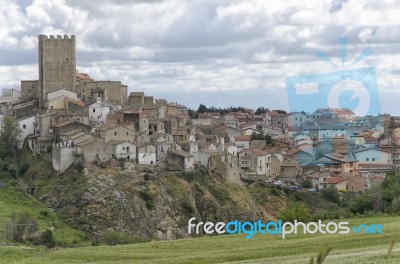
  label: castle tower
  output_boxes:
[38,35,76,108]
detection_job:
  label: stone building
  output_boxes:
[95,124,135,143]
[76,81,127,105]
[21,80,39,101]
[0,89,21,105]
[38,35,76,108]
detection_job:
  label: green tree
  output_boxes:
[0,116,22,178]
[301,179,313,189]
[250,132,265,141]
[41,229,56,249]
[320,186,340,203]
[278,202,311,223]
[197,104,208,114]
[255,107,268,115]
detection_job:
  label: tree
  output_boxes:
[197,104,208,114]
[41,229,56,249]
[277,202,311,223]
[5,212,37,243]
[301,180,313,189]
[0,116,22,178]
[255,107,268,115]
[320,185,340,203]
[265,134,273,145]
[250,132,265,141]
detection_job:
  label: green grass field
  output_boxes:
[0,216,399,264]
[0,188,88,246]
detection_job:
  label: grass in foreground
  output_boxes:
[0,216,399,264]
[0,188,88,246]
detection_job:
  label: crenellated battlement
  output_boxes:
[39,34,75,40]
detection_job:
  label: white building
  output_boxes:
[0,89,21,105]
[18,115,36,148]
[288,112,307,127]
[89,98,121,125]
[110,141,136,162]
[137,144,156,165]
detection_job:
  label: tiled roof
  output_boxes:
[234,135,251,141]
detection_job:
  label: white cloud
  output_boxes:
[0,0,400,113]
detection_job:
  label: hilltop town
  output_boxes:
[0,35,396,193]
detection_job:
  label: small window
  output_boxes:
[366,158,369,161]
[372,158,375,161]
[114,132,117,136]
[23,124,26,129]
[93,109,95,113]
[126,132,128,136]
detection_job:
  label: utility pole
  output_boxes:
[119,197,123,232]
[253,192,256,223]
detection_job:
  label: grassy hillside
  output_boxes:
[0,187,89,246]
[0,216,399,263]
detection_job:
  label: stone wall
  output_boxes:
[38,35,76,108]
[52,146,75,172]
[21,80,39,101]
[77,81,127,105]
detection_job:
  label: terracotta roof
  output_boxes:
[266,111,281,118]
[326,177,346,184]
[249,148,268,156]
[76,72,93,80]
[234,135,250,141]
[65,97,85,108]
[285,148,301,156]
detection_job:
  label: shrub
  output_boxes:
[301,180,313,189]
[139,190,155,210]
[182,200,195,215]
[391,197,400,213]
[278,202,311,223]
[320,186,340,203]
[270,188,280,196]
[102,230,150,246]
[41,229,56,249]
[5,212,38,243]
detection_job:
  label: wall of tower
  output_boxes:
[38,35,76,108]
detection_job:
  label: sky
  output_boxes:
[1,0,400,114]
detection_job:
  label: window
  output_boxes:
[366,158,369,161]
[23,124,26,129]
[114,132,117,136]
[372,158,375,161]
[126,132,128,136]
[93,109,95,113]
[123,147,125,150]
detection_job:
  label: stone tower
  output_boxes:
[38,35,76,108]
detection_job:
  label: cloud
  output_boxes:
[0,0,400,113]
